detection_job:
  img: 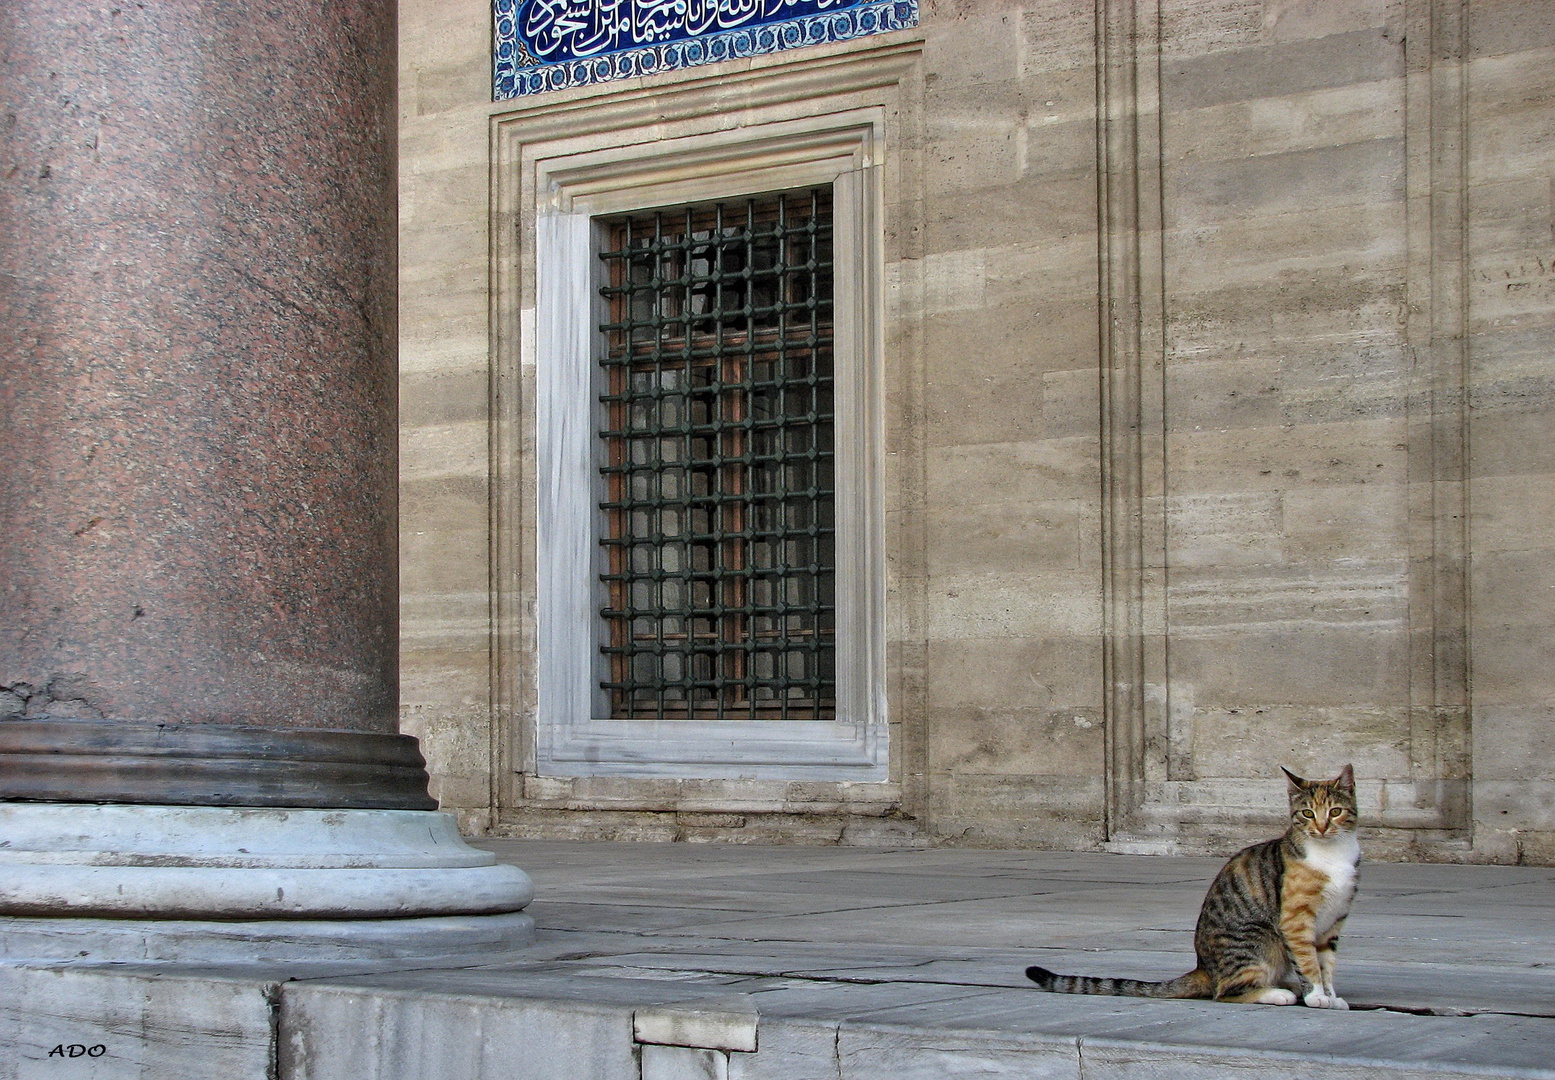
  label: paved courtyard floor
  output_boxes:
[5,841,1553,1079]
[391,839,1554,1078]
[485,840,1555,1021]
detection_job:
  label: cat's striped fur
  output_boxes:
[1025,765,1360,1008]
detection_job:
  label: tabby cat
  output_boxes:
[1025,765,1360,1009]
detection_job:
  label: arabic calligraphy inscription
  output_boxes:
[494,0,918,98]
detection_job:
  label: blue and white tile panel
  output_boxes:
[494,0,918,99]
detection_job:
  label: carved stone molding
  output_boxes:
[1096,0,1168,840]
[1402,0,1472,832]
[487,35,923,811]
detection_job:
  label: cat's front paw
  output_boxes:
[1303,989,1347,1010]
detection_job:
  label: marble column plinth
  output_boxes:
[0,805,534,919]
[0,804,534,963]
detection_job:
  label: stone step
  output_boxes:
[4,962,1551,1080]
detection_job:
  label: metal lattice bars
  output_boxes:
[597,190,836,721]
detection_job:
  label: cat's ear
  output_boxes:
[1281,766,1306,793]
[1334,763,1355,793]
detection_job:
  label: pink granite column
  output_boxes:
[0,1,432,809]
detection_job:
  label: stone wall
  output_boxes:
[398,0,1555,861]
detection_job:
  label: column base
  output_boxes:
[0,803,535,962]
[0,803,533,935]
[0,720,439,809]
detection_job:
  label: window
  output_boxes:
[597,192,836,722]
[530,122,886,780]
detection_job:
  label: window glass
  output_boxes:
[597,190,836,721]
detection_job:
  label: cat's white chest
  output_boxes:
[1300,834,1360,935]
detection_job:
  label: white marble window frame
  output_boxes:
[533,119,887,780]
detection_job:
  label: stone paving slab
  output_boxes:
[507,938,1555,1017]
[454,841,1555,1077]
[4,842,1553,1078]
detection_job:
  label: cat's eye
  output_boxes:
[1332,809,1348,818]
[1301,809,1315,818]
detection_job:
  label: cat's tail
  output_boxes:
[1024,965,1212,999]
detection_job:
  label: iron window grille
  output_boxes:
[597,189,836,722]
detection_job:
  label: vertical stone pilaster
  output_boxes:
[1097,0,1168,840]
[1403,0,1473,833]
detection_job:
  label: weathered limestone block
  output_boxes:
[278,983,636,1080]
[0,968,275,1080]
